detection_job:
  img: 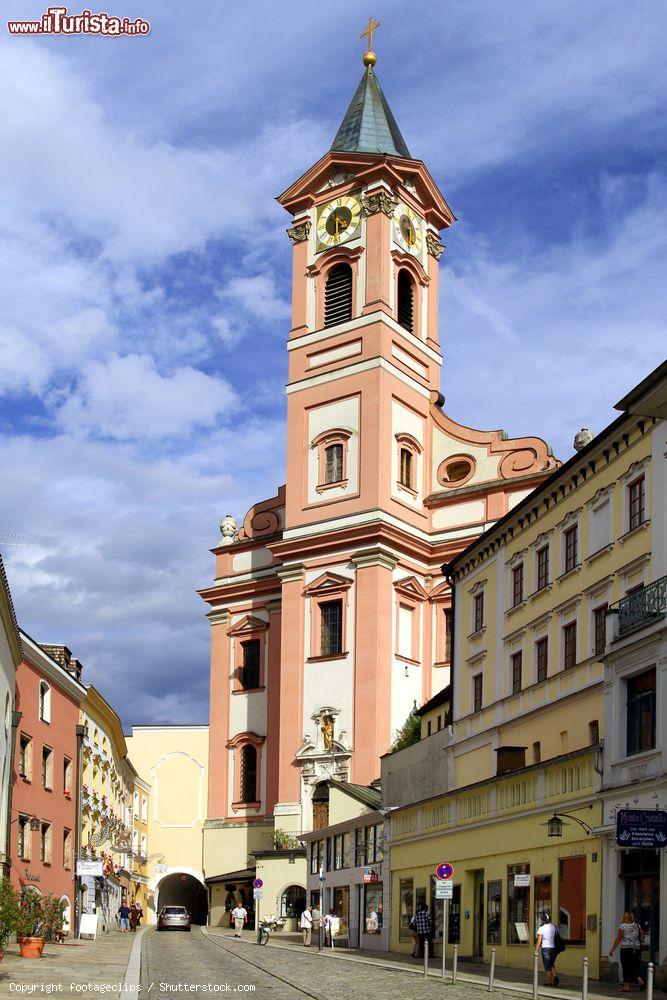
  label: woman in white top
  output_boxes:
[535,912,559,987]
[608,911,645,992]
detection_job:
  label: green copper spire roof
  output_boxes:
[331,66,412,159]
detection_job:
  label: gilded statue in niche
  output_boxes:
[321,714,335,750]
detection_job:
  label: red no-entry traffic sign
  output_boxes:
[436,862,454,880]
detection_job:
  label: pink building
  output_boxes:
[10,635,86,930]
[201,53,559,921]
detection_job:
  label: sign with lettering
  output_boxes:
[76,860,103,877]
[253,888,263,899]
[513,873,531,887]
[616,809,667,849]
[78,913,99,940]
[362,869,379,883]
[435,881,453,899]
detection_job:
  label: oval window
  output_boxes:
[438,456,475,487]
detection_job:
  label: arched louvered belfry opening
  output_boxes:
[397,269,414,333]
[240,744,257,803]
[324,263,353,327]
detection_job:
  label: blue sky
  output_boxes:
[1,0,665,725]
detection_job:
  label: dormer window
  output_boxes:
[324,262,353,327]
[325,444,344,484]
[397,269,414,333]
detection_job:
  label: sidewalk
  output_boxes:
[204,926,640,999]
[0,929,136,998]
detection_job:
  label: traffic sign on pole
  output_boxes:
[436,862,454,880]
[253,878,264,889]
[435,880,453,899]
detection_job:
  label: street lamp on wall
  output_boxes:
[542,810,594,838]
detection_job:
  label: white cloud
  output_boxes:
[57,353,238,440]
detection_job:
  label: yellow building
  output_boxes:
[125,725,209,924]
[129,770,151,916]
[385,365,664,980]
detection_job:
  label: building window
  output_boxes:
[564,525,578,574]
[141,796,148,822]
[426,720,432,737]
[534,875,552,941]
[536,546,550,591]
[559,857,586,944]
[333,832,349,870]
[19,734,32,780]
[626,668,656,756]
[40,821,52,864]
[320,600,343,656]
[563,621,577,669]
[240,639,261,690]
[310,840,324,875]
[628,476,646,531]
[324,262,353,327]
[63,757,72,795]
[362,824,382,865]
[589,720,599,745]
[473,674,483,713]
[444,608,453,663]
[511,652,522,695]
[38,681,51,723]
[397,269,414,333]
[399,878,414,941]
[324,444,344,485]
[511,564,524,607]
[41,746,53,790]
[487,880,502,944]
[63,828,72,869]
[589,498,611,554]
[364,884,383,934]
[18,814,30,860]
[507,863,530,944]
[280,885,306,919]
[132,827,139,853]
[593,604,608,657]
[473,592,484,633]
[140,833,147,859]
[133,790,139,817]
[532,741,541,764]
[399,448,413,489]
[240,744,258,803]
[536,637,548,683]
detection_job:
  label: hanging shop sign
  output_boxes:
[76,860,104,877]
[616,809,667,849]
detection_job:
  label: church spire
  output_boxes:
[330,21,412,159]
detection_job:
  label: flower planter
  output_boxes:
[18,936,45,958]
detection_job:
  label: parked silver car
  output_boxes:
[157,905,191,931]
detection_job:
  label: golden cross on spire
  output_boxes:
[360,16,381,52]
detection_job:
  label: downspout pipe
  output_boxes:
[441,563,455,729]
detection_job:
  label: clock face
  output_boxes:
[317,195,362,249]
[393,202,423,254]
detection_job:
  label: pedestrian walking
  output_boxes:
[311,903,321,942]
[535,912,560,987]
[231,903,247,938]
[323,909,334,947]
[136,900,143,926]
[300,904,313,946]
[117,901,131,932]
[129,902,140,933]
[414,902,431,958]
[608,911,645,992]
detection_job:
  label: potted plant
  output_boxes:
[16,890,45,958]
[0,877,18,960]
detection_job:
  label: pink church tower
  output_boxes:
[200,47,559,921]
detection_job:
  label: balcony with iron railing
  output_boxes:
[616,576,667,637]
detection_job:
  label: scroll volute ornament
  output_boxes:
[361,191,397,217]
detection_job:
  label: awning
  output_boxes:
[205,867,255,885]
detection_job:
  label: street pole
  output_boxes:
[441,898,448,979]
[319,868,324,951]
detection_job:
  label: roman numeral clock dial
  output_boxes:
[317,195,362,249]
[393,202,423,254]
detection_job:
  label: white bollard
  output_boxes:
[424,938,429,979]
[533,951,539,999]
[453,944,458,983]
[488,947,496,992]
[647,962,654,1000]
[582,956,588,1000]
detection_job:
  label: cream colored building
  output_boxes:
[125,725,209,924]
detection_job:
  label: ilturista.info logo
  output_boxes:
[7,6,150,35]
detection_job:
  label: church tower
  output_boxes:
[201,32,558,925]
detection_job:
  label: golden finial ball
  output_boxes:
[363,50,377,67]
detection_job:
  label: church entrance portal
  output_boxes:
[157,873,208,924]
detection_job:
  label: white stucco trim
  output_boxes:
[287,309,443,366]
[150,865,206,894]
[286,357,431,399]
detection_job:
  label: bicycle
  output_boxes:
[257,925,270,946]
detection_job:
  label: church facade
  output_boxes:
[200,53,560,924]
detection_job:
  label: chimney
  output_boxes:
[40,644,83,681]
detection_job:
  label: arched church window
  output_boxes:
[324,263,353,327]
[397,269,414,333]
[324,444,344,484]
[240,745,257,803]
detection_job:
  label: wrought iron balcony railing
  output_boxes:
[618,576,667,636]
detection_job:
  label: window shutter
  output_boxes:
[324,264,353,327]
[397,270,414,332]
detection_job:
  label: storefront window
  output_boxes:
[280,885,306,918]
[333,833,349,870]
[487,880,502,944]
[429,875,443,944]
[399,878,414,941]
[332,886,349,939]
[507,864,530,944]
[310,840,323,875]
[534,875,552,938]
[364,885,383,934]
[559,857,586,944]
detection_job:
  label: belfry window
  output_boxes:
[325,444,344,484]
[397,270,414,333]
[324,263,353,327]
[240,745,258,803]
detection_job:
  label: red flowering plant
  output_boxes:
[15,890,45,939]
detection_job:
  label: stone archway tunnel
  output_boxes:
[157,872,208,924]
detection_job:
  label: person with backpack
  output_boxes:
[535,912,563,987]
[608,911,645,992]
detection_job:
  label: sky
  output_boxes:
[0,0,665,726]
